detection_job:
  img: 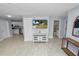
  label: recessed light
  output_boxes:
[6,15,12,17]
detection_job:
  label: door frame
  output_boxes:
[53,20,60,38]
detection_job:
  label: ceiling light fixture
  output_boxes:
[7,15,12,17]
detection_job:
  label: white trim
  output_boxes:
[0,39,3,41]
[59,19,61,38]
[53,19,61,38]
[49,36,53,39]
[0,37,7,41]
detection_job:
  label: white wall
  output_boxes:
[49,17,54,39]
[60,18,67,38]
[0,19,11,41]
[8,20,13,37]
[66,6,79,42]
[11,22,23,27]
[23,18,32,41]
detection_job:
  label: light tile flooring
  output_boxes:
[0,35,67,56]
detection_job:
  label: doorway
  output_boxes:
[53,20,59,38]
[11,20,23,36]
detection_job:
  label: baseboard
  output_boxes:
[48,36,53,39]
[24,40,32,41]
[0,39,4,41]
[0,36,12,41]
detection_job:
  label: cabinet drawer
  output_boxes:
[42,38,46,40]
[34,38,38,40]
[33,35,48,42]
[34,36,38,38]
[42,36,46,38]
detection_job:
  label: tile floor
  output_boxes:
[0,35,67,56]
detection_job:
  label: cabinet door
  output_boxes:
[42,36,48,42]
[38,36,42,41]
[33,36,38,41]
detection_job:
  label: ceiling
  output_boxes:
[0,3,79,20]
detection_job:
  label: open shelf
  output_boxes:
[62,48,76,56]
[67,38,79,47]
[61,38,79,56]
